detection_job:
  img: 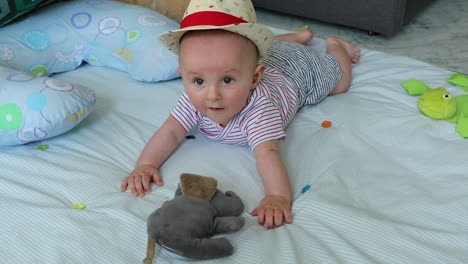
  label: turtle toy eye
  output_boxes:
[443,94,451,99]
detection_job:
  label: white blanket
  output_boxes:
[1,32,467,264]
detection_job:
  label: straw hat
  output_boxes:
[159,0,274,58]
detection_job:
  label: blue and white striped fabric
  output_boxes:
[260,40,342,107]
[1,29,467,264]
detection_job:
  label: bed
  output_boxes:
[1,1,468,263]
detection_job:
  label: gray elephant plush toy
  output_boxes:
[143,173,245,263]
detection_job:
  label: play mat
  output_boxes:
[1,1,467,263]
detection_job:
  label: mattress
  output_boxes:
[1,29,468,263]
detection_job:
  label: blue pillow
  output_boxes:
[0,0,180,82]
[0,66,96,146]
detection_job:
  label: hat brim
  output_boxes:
[159,23,273,58]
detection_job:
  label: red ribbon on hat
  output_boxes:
[180,11,247,28]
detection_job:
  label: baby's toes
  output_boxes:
[352,48,361,63]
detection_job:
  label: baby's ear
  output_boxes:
[251,64,265,89]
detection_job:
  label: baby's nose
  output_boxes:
[207,86,222,101]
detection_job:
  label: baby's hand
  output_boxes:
[120,164,163,197]
[251,195,293,229]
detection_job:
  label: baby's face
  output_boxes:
[178,30,263,127]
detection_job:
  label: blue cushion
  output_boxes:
[0,0,180,82]
[0,66,96,146]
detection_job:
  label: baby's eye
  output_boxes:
[194,78,204,86]
[223,77,233,84]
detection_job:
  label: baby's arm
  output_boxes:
[251,139,293,228]
[120,116,186,196]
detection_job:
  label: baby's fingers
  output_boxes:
[251,207,266,226]
[283,208,293,224]
[133,175,146,197]
[124,173,143,197]
[273,209,284,227]
[142,174,152,193]
[121,175,141,195]
[266,209,291,228]
[152,171,163,186]
[128,176,139,196]
[120,177,129,192]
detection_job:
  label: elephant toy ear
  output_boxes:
[180,173,218,201]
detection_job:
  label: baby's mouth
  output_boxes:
[209,107,224,111]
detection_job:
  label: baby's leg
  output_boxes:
[326,37,361,95]
[275,28,314,45]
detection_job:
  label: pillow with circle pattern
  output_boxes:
[0,65,96,146]
[0,0,180,82]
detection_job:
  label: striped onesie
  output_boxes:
[171,40,342,150]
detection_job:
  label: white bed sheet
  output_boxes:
[1,32,468,264]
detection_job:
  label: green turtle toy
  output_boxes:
[446,73,468,92]
[401,75,468,138]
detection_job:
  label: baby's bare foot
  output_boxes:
[296,28,314,44]
[327,36,361,64]
[276,28,314,44]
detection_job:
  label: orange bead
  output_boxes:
[321,120,332,128]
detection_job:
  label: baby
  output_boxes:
[121,0,360,229]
